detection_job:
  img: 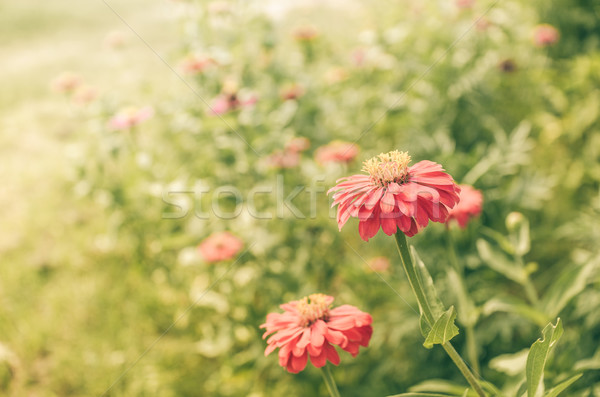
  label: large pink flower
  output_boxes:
[197,231,243,263]
[447,184,483,228]
[260,294,372,374]
[328,150,461,241]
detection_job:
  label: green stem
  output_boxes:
[394,232,487,397]
[446,230,480,375]
[320,365,341,397]
[465,324,481,376]
[523,277,540,307]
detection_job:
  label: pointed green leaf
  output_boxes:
[423,306,460,349]
[411,246,444,318]
[541,255,600,318]
[489,349,529,377]
[526,318,564,397]
[544,374,582,397]
[409,379,475,396]
[482,297,549,327]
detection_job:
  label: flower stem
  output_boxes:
[394,232,487,397]
[320,365,341,397]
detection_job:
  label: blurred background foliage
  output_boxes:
[1,0,599,396]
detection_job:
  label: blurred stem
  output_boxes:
[446,229,480,375]
[516,254,539,306]
[394,232,487,397]
[320,365,341,397]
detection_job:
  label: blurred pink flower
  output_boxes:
[180,54,216,74]
[328,151,460,241]
[51,72,81,94]
[208,1,233,15]
[73,85,97,105]
[533,24,560,47]
[285,137,310,153]
[447,184,483,228]
[266,150,301,169]
[104,30,126,49]
[368,256,390,272]
[455,0,475,9]
[324,67,348,84]
[108,106,154,130]
[292,26,319,42]
[281,83,304,101]
[315,141,359,165]
[197,231,243,263]
[210,92,257,115]
[260,294,372,373]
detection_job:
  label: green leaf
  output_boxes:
[544,374,582,397]
[409,379,475,396]
[388,394,455,397]
[423,306,460,349]
[446,268,478,327]
[477,239,527,284]
[482,297,549,327]
[489,349,529,377]
[411,246,444,318]
[514,217,531,257]
[526,319,564,397]
[541,255,600,318]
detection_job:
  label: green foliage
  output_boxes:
[423,307,460,350]
[526,319,564,397]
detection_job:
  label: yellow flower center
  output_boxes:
[362,150,411,186]
[296,293,330,327]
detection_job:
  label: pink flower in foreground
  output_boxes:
[328,150,461,241]
[260,294,372,373]
[315,141,359,165]
[447,184,483,228]
[197,231,243,263]
[533,24,560,47]
[109,106,153,130]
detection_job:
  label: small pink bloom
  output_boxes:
[315,141,359,165]
[104,30,126,49]
[73,85,97,105]
[328,150,461,241]
[108,106,154,130]
[51,72,81,94]
[292,26,319,42]
[324,67,348,84]
[533,24,560,47]
[447,184,483,228]
[260,294,372,374]
[455,0,475,8]
[197,231,243,263]
[281,83,304,101]
[266,150,301,169]
[368,257,390,272]
[285,137,310,153]
[180,54,216,74]
[210,92,256,115]
[351,48,367,67]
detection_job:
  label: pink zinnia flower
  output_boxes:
[533,24,560,47]
[260,294,372,374]
[328,150,461,241]
[446,184,483,228]
[368,256,390,272]
[315,141,359,165]
[197,231,243,263]
[108,106,154,130]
